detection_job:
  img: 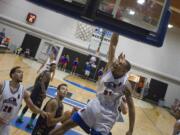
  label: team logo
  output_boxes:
[3,97,17,106]
[26,13,37,24]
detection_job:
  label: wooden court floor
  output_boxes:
[0,53,176,135]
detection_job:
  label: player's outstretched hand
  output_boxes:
[118,52,126,64]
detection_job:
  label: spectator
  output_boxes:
[0,28,6,45]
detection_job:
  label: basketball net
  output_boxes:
[75,21,95,41]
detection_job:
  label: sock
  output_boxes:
[28,118,34,125]
[18,113,24,120]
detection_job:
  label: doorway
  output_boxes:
[21,34,41,57]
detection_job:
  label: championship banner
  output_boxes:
[89,28,112,55]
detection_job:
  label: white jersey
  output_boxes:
[41,58,51,72]
[0,81,24,124]
[97,70,128,108]
[40,58,56,73]
[78,71,128,135]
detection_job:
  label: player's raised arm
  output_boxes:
[105,32,119,72]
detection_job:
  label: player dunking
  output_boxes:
[0,66,47,135]
[49,33,135,135]
[16,62,56,129]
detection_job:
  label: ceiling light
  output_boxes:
[99,28,103,32]
[129,10,135,15]
[64,0,72,3]
[168,24,173,28]
[137,0,145,5]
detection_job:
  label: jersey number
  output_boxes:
[3,105,12,113]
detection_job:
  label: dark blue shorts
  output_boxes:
[71,112,112,135]
[71,112,91,134]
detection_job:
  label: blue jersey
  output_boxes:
[85,64,91,71]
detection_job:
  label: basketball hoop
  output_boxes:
[75,22,95,41]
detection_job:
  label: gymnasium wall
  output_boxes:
[0,0,180,107]
[0,0,89,49]
[61,47,89,75]
[130,69,180,107]
[0,23,25,51]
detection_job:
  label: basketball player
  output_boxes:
[37,53,56,81]
[0,66,47,135]
[58,54,65,70]
[84,62,92,79]
[49,33,135,135]
[71,57,79,75]
[32,83,68,135]
[16,62,56,129]
[62,54,69,71]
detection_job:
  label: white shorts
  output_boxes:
[78,98,117,135]
[85,70,90,76]
[0,125,10,135]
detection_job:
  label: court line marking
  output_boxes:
[47,86,87,109]
[64,79,97,94]
[11,116,85,135]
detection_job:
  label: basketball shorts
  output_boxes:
[72,98,115,135]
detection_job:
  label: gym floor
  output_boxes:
[0,53,176,135]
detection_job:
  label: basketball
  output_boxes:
[61,110,73,123]
[64,110,72,118]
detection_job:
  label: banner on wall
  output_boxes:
[89,28,112,55]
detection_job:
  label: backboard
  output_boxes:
[28,0,171,47]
